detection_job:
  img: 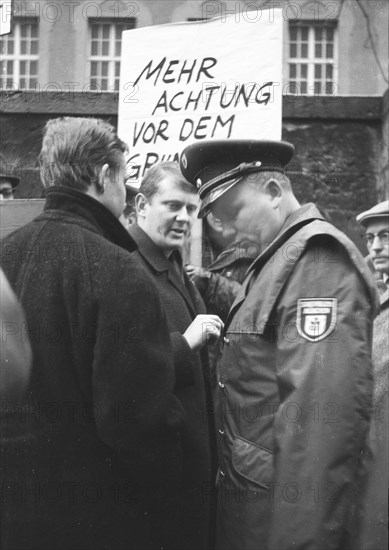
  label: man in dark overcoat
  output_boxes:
[180,139,380,550]
[129,161,223,550]
[0,117,183,550]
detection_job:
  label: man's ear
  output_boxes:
[263,178,282,207]
[96,163,110,194]
[135,193,148,218]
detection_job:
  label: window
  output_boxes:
[0,19,39,90]
[288,22,337,95]
[89,19,136,92]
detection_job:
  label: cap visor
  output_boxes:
[198,178,241,218]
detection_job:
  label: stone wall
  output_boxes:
[0,91,386,252]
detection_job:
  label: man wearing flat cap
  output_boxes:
[356,200,388,550]
[180,140,380,550]
[0,161,20,200]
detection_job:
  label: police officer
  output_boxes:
[180,140,380,550]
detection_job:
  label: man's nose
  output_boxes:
[220,220,234,239]
[222,225,236,240]
[371,234,384,251]
[176,206,190,222]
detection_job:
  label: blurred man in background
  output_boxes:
[0,157,19,200]
[357,200,389,550]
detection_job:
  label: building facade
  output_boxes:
[1,0,388,96]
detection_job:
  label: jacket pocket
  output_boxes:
[231,436,273,489]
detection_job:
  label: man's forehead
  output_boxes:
[365,218,389,231]
[0,180,13,188]
[157,177,198,201]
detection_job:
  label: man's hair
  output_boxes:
[139,161,195,200]
[39,117,128,190]
[245,170,292,191]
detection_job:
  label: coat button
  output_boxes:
[218,429,225,435]
[218,381,225,389]
[219,469,225,479]
[223,337,230,344]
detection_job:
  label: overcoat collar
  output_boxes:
[128,223,171,273]
[128,224,197,315]
[380,287,389,308]
[43,186,137,253]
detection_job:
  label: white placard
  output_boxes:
[118,11,283,185]
[0,0,12,35]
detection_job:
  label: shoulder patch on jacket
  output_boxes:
[296,298,337,342]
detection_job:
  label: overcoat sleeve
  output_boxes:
[91,255,184,477]
[170,331,196,388]
[268,237,375,550]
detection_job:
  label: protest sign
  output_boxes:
[0,0,13,35]
[118,11,283,185]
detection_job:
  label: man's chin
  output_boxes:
[372,259,389,274]
[165,234,185,249]
[169,231,186,241]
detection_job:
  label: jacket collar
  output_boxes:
[129,224,199,315]
[224,204,326,330]
[43,186,137,253]
[209,240,259,271]
[248,203,324,274]
[128,223,171,272]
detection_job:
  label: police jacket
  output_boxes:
[215,204,379,550]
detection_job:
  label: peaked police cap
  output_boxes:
[179,140,294,217]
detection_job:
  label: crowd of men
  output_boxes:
[0,116,388,550]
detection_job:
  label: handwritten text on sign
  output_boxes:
[118,13,283,183]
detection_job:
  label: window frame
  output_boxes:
[287,20,338,96]
[88,18,136,93]
[0,17,39,90]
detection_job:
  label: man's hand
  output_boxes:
[185,264,210,282]
[183,314,224,351]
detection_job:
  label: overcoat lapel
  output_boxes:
[129,224,197,317]
[166,258,197,318]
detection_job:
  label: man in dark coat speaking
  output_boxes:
[180,139,380,550]
[0,117,183,550]
[129,161,223,550]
